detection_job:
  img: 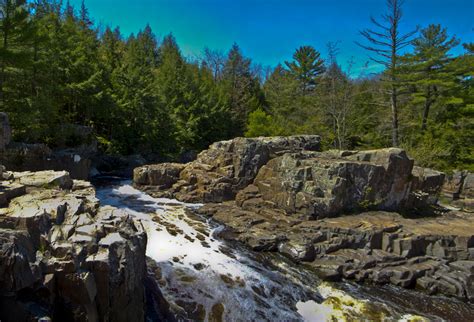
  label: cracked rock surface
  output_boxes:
[135,136,473,302]
[0,169,149,321]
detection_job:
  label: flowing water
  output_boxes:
[95,180,474,322]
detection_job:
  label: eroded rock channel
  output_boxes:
[1,135,474,321]
[132,135,474,320]
[96,180,474,321]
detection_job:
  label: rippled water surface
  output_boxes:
[95,180,474,321]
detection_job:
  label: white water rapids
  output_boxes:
[95,180,463,321]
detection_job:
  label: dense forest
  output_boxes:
[0,0,472,171]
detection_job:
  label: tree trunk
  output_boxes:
[390,85,399,147]
[421,86,432,132]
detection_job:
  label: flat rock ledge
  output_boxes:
[199,203,474,302]
[134,136,473,302]
[0,168,155,321]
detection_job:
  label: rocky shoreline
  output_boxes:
[0,167,170,321]
[1,134,472,321]
[134,136,474,303]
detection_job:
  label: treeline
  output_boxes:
[0,0,472,170]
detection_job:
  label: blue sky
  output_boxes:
[69,0,473,77]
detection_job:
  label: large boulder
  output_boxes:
[237,148,441,219]
[133,163,186,188]
[135,135,321,203]
[443,170,474,200]
[442,171,474,212]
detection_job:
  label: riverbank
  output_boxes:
[97,182,474,321]
[98,180,474,320]
[134,136,474,304]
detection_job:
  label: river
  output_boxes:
[95,179,474,322]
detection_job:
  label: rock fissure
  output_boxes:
[0,168,161,321]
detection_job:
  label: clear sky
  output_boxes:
[69,0,473,77]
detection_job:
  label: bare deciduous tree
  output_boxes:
[356,0,417,146]
[203,47,225,81]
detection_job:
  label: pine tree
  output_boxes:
[0,0,35,129]
[401,24,459,132]
[113,25,163,153]
[95,26,124,143]
[285,45,325,94]
[221,43,262,136]
[262,64,301,131]
[357,0,418,146]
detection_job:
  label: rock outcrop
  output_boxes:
[442,170,474,212]
[134,136,474,302]
[0,168,148,321]
[239,149,444,219]
[134,163,186,189]
[134,135,321,203]
[0,113,93,180]
[201,203,474,301]
[1,142,92,180]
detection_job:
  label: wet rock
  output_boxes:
[278,241,316,262]
[133,163,186,188]
[193,263,205,270]
[175,300,206,321]
[219,274,235,287]
[209,302,225,322]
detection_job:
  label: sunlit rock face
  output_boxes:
[134,135,322,203]
[244,148,444,219]
[135,139,444,215]
[0,169,147,321]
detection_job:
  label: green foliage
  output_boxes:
[221,43,263,136]
[0,1,471,172]
[245,108,284,137]
[285,46,325,94]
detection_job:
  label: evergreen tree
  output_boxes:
[261,64,303,132]
[245,108,283,137]
[0,0,35,129]
[95,26,124,145]
[357,0,418,146]
[221,43,262,136]
[401,24,459,132]
[285,45,325,94]
[113,25,163,153]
